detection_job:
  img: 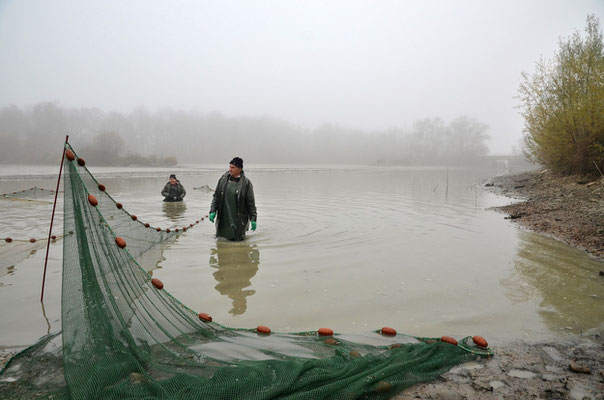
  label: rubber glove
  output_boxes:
[209,212,216,223]
[251,220,257,231]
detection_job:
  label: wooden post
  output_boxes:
[41,135,68,302]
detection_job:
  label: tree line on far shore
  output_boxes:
[519,14,604,176]
[0,103,492,167]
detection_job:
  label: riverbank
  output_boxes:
[489,169,604,261]
[393,169,604,399]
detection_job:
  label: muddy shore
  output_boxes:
[489,169,603,261]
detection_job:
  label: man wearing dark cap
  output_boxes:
[161,174,186,202]
[209,157,257,241]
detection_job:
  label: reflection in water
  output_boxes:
[209,241,260,316]
[501,231,604,334]
[162,201,187,221]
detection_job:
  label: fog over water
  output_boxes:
[0,0,602,158]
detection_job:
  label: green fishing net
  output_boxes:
[0,143,492,399]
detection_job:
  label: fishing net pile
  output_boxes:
[0,143,492,399]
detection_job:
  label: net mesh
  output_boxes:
[0,143,492,399]
[1,187,56,203]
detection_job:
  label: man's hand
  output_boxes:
[251,220,257,231]
[209,212,216,223]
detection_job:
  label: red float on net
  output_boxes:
[88,194,98,206]
[440,336,458,346]
[65,150,75,161]
[198,313,212,322]
[257,325,271,334]
[381,327,397,336]
[115,237,127,249]
[151,278,164,289]
[472,335,488,348]
[77,157,86,166]
[318,328,334,336]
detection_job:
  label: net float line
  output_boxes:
[65,145,204,235]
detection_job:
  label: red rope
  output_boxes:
[41,135,69,302]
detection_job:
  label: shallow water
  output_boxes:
[0,164,602,349]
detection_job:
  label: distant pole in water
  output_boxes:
[41,135,68,303]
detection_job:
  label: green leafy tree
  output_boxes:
[519,14,604,175]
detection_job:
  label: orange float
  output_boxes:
[116,203,123,209]
[144,223,150,228]
[318,328,334,336]
[257,325,271,334]
[65,150,75,161]
[88,194,98,206]
[156,227,161,232]
[166,229,171,233]
[30,238,36,243]
[115,237,126,249]
[381,327,397,336]
[5,238,12,243]
[151,278,163,289]
[472,336,488,348]
[440,336,458,345]
[131,215,137,221]
[198,313,212,322]
[98,184,106,192]
[77,157,86,166]
[51,235,57,240]
[324,338,337,345]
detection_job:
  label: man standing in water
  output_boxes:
[161,174,186,202]
[209,157,257,241]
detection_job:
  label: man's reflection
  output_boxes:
[162,201,187,221]
[209,240,260,315]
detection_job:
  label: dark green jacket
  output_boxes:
[210,171,257,238]
[161,181,186,202]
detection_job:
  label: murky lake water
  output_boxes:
[0,164,602,349]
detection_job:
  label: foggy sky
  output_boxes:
[0,0,602,154]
